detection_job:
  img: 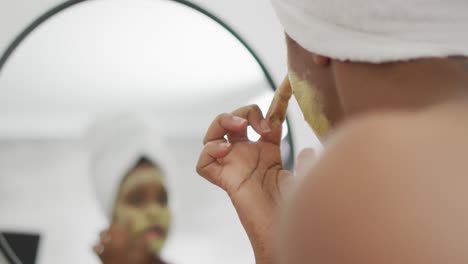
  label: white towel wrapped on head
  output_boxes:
[85,113,171,219]
[271,0,468,63]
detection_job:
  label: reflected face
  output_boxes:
[286,35,343,139]
[114,163,171,254]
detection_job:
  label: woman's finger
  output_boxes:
[204,105,272,145]
[261,76,292,145]
[266,76,292,129]
[196,139,232,187]
[135,231,153,255]
[203,113,248,145]
[229,104,271,142]
[103,224,132,251]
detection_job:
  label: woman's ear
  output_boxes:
[313,54,331,66]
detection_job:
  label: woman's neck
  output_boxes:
[335,57,468,118]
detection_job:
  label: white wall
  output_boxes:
[0,140,105,264]
[0,0,287,85]
[0,1,321,263]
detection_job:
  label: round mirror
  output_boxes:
[0,0,294,263]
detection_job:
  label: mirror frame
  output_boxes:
[0,0,295,168]
[0,0,295,172]
[0,1,296,262]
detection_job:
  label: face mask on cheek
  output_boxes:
[146,205,171,253]
[288,71,331,138]
[115,205,172,254]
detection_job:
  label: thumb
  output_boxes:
[135,233,149,252]
[131,233,153,262]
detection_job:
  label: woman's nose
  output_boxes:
[145,204,164,218]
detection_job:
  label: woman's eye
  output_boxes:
[157,189,168,206]
[128,192,144,207]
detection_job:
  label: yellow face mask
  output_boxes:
[288,71,331,138]
[114,167,171,254]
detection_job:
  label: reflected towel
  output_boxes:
[85,113,170,218]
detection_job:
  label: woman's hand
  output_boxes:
[196,104,293,264]
[93,224,165,264]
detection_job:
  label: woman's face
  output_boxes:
[113,163,171,254]
[286,35,343,139]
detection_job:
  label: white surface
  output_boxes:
[0,1,321,263]
[0,2,284,263]
[0,141,105,264]
[1,0,262,105]
[0,0,287,84]
[0,0,269,139]
[0,0,315,151]
[0,139,254,264]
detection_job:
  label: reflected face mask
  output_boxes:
[288,71,331,138]
[114,168,171,254]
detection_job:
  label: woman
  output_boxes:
[87,114,172,264]
[196,0,468,263]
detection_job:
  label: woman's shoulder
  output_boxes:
[311,100,468,188]
[290,102,468,263]
[329,101,468,157]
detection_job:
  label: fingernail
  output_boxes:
[232,116,247,125]
[261,120,271,132]
[219,142,231,149]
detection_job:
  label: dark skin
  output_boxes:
[123,174,168,210]
[94,162,168,264]
[286,35,344,128]
[94,225,165,264]
[278,37,468,263]
[196,105,296,264]
[197,33,468,264]
[286,35,468,126]
[280,103,468,264]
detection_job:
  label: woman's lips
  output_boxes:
[143,225,166,240]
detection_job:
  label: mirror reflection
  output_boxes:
[0,0,293,263]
